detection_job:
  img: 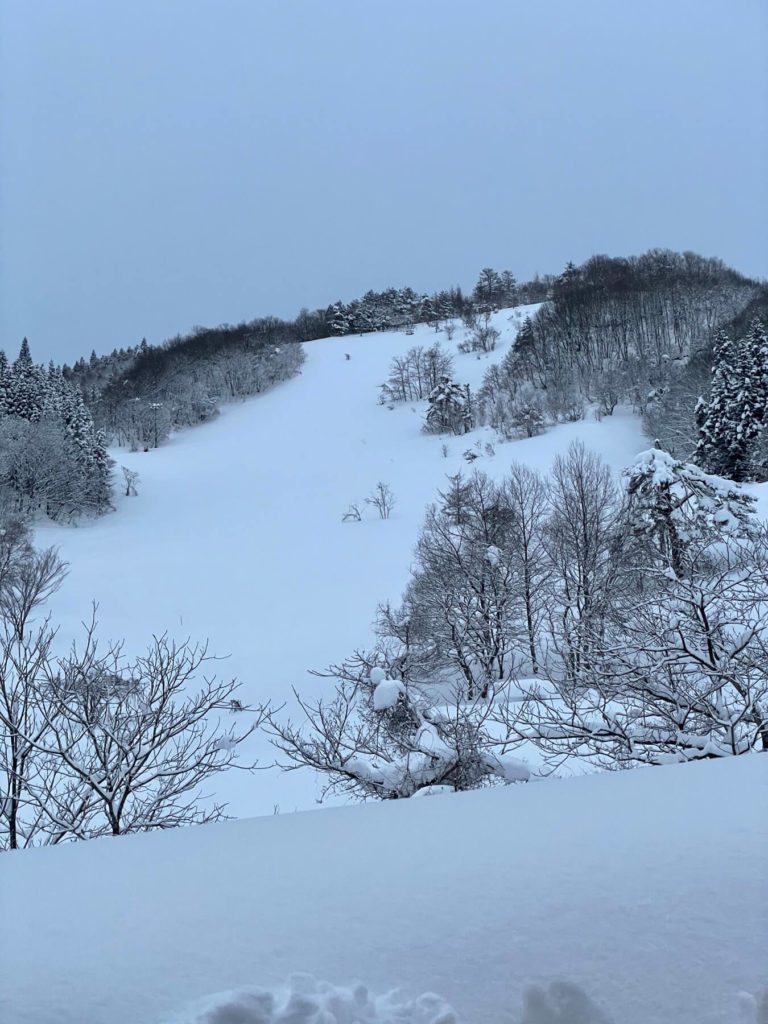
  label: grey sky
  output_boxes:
[1,0,766,365]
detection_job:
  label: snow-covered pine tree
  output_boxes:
[624,447,756,577]
[738,318,768,479]
[327,303,350,336]
[0,342,112,518]
[425,376,472,435]
[695,321,768,481]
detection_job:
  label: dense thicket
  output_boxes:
[66,322,304,450]
[694,320,768,481]
[477,250,762,457]
[0,340,111,519]
[267,445,768,799]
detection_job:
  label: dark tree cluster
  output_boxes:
[477,250,762,451]
[67,322,305,450]
[472,267,519,311]
[318,266,548,339]
[324,285,471,337]
[0,340,111,520]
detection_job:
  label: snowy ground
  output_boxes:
[35,308,648,817]
[1,755,765,1024]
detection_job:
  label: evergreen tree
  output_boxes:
[624,447,756,577]
[0,343,112,518]
[328,303,350,336]
[14,338,33,372]
[737,319,768,478]
[425,377,472,435]
[473,268,503,310]
[695,321,768,481]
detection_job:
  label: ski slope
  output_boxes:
[36,308,648,817]
[1,754,765,1024]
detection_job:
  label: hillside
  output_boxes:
[1,754,765,1023]
[35,308,647,817]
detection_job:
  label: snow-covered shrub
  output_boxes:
[264,654,529,801]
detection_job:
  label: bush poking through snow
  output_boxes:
[366,482,396,520]
[342,503,362,523]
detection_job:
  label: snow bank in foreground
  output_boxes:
[169,975,632,1024]
[168,975,458,1024]
[2,757,764,1024]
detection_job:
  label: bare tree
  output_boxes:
[499,463,551,674]
[0,538,263,847]
[27,617,264,839]
[459,311,501,353]
[378,344,453,404]
[398,472,528,697]
[517,531,768,766]
[366,482,395,520]
[0,540,68,849]
[541,443,621,684]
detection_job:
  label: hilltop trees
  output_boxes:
[95,326,304,450]
[476,251,761,446]
[473,268,517,311]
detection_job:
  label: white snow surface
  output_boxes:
[0,756,765,1024]
[34,308,648,817]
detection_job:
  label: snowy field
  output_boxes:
[1,755,765,1024]
[35,308,648,817]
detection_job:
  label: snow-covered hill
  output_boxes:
[35,308,647,817]
[3,310,765,1024]
[1,754,765,1024]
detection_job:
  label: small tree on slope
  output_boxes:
[425,376,472,435]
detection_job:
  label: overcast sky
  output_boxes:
[1,0,766,365]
